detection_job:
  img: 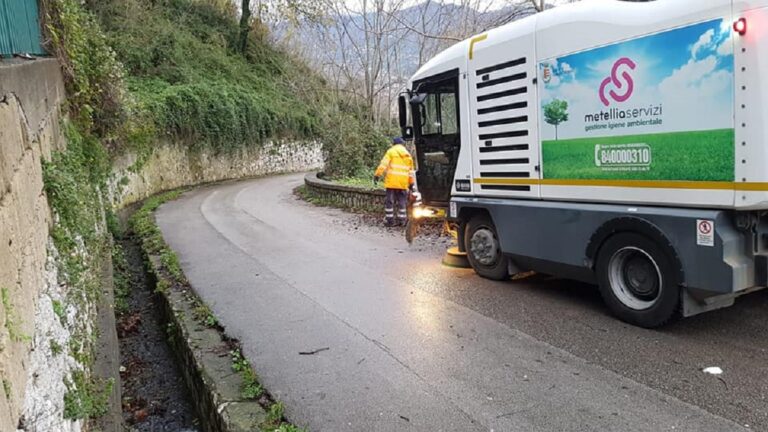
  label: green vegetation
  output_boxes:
[264,401,307,431]
[43,123,111,307]
[129,190,183,256]
[160,248,185,282]
[330,170,384,190]
[317,107,391,178]
[89,0,321,151]
[39,111,112,423]
[266,402,286,425]
[155,279,172,295]
[112,245,131,316]
[50,339,64,356]
[192,302,218,328]
[42,0,126,136]
[105,209,123,239]
[44,0,389,176]
[2,379,11,400]
[231,349,264,400]
[542,129,735,181]
[275,424,307,432]
[2,287,30,343]
[63,371,113,420]
[52,300,67,325]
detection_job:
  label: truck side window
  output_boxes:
[440,93,457,135]
[423,93,441,135]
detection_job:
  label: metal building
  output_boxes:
[0,0,44,57]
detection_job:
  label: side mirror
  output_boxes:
[410,93,427,105]
[398,95,408,130]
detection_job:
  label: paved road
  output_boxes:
[157,174,767,432]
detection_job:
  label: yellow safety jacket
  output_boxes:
[375,144,415,190]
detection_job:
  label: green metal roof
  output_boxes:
[0,0,44,57]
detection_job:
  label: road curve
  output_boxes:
[156,174,766,432]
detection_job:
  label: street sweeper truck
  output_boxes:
[398,0,768,327]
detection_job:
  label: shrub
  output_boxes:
[41,0,126,138]
[319,103,391,179]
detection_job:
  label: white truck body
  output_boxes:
[411,0,768,209]
[404,0,768,326]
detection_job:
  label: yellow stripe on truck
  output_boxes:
[469,34,488,60]
[474,178,768,191]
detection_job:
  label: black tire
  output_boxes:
[464,214,509,281]
[596,233,680,328]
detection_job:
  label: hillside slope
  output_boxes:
[87,0,323,150]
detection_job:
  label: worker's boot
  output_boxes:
[384,218,396,227]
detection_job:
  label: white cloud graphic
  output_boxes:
[716,34,733,56]
[691,29,715,58]
[659,56,717,92]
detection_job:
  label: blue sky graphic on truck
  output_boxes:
[539,18,734,141]
[538,19,735,182]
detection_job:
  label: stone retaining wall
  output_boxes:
[0,59,76,432]
[304,172,385,213]
[111,141,323,208]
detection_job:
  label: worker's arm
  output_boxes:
[407,156,416,187]
[375,151,391,178]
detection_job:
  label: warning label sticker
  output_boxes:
[696,219,714,247]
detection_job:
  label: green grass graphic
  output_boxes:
[542,129,734,181]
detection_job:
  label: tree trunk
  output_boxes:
[238,0,252,54]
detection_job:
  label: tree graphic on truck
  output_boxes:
[543,99,569,140]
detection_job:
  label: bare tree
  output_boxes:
[239,0,252,53]
[263,0,576,125]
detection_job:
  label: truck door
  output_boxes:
[467,17,540,199]
[412,69,461,206]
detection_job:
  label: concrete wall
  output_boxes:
[0,59,68,432]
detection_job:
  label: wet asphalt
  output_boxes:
[156,174,767,432]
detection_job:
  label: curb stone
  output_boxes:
[140,231,269,431]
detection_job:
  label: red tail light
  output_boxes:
[734,18,747,36]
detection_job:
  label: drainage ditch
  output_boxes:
[114,227,200,431]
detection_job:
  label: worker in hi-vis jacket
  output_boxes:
[374,137,415,227]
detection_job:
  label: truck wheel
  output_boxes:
[465,214,509,281]
[596,233,680,328]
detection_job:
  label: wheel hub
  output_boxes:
[624,256,658,297]
[470,228,499,266]
[608,247,662,311]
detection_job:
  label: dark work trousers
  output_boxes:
[385,188,409,224]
